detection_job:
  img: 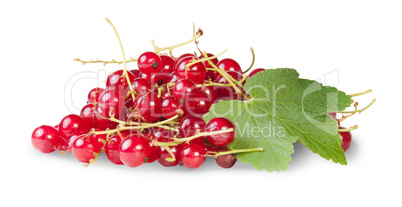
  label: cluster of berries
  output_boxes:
[32,49,265,169]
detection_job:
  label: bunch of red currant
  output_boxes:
[32,48,265,169]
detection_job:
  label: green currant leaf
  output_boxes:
[203,68,353,172]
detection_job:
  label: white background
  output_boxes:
[1,0,401,206]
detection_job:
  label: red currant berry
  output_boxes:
[175,56,206,84]
[172,79,197,100]
[215,147,237,168]
[204,74,212,81]
[215,71,244,101]
[98,89,126,119]
[130,69,141,78]
[328,112,337,120]
[105,134,123,165]
[245,68,265,84]
[199,53,219,68]
[215,58,242,79]
[162,88,172,99]
[80,104,95,128]
[150,71,173,86]
[199,53,219,80]
[160,55,176,73]
[161,96,182,119]
[157,145,182,167]
[132,92,162,122]
[139,72,150,80]
[90,128,108,145]
[179,115,206,138]
[147,142,158,163]
[248,68,265,77]
[31,125,62,153]
[339,127,352,152]
[119,134,151,167]
[200,86,217,104]
[71,135,102,163]
[59,114,90,139]
[177,53,196,61]
[206,117,235,147]
[169,72,179,83]
[216,70,243,84]
[180,144,206,169]
[131,78,151,95]
[152,127,176,142]
[67,133,84,153]
[55,137,68,151]
[106,70,136,93]
[137,51,162,74]
[93,107,119,129]
[87,87,104,104]
[186,91,213,116]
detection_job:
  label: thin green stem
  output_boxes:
[339,102,358,122]
[196,82,232,88]
[74,57,137,66]
[338,125,358,132]
[154,29,203,54]
[90,114,181,136]
[240,74,248,83]
[338,98,376,114]
[213,147,263,158]
[177,128,234,144]
[243,47,255,73]
[153,128,235,147]
[105,18,136,102]
[201,52,242,94]
[221,69,246,90]
[348,89,372,97]
[185,49,228,70]
[140,114,180,127]
[163,146,176,162]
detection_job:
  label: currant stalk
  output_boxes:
[74,57,137,66]
[105,17,136,102]
[185,49,228,70]
[152,128,234,148]
[153,28,203,55]
[243,47,255,74]
[89,113,181,136]
[348,89,373,97]
[337,125,358,132]
[211,147,264,158]
[202,51,248,99]
[338,98,376,114]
